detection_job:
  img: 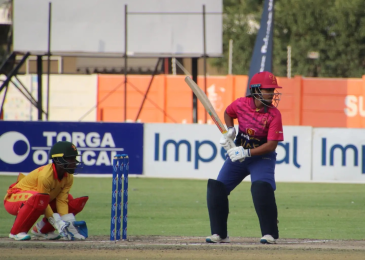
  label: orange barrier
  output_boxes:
[97,75,365,128]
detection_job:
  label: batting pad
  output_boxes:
[251,181,279,239]
[10,193,50,234]
[207,179,229,239]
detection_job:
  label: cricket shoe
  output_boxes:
[206,234,230,243]
[31,226,61,240]
[260,234,276,244]
[9,232,31,241]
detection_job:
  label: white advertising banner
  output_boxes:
[0,75,97,122]
[144,124,312,182]
[312,128,365,182]
[0,75,33,120]
[275,126,312,182]
[144,123,226,179]
[38,75,98,122]
[13,0,222,57]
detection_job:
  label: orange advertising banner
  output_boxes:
[97,74,365,128]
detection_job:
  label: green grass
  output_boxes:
[1,175,365,240]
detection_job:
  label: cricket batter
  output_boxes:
[206,71,283,244]
[3,141,88,241]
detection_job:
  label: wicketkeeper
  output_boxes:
[206,71,283,244]
[3,141,88,241]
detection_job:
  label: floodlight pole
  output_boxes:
[37,56,43,120]
[228,39,233,74]
[287,46,291,78]
[124,4,128,122]
[202,5,207,124]
[46,2,52,121]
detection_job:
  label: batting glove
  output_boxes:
[226,126,236,140]
[227,146,251,162]
[219,135,236,151]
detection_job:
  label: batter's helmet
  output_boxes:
[249,71,282,107]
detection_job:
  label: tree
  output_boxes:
[212,0,365,78]
[210,0,264,75]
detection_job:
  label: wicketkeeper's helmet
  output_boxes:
[49,141,82,174]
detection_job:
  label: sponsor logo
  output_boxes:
[154,133,226,169]
[0,132,30,164]
[321,138,365,173]
[277,136,301,168]
[154,133,302,169]
[269,73,277,84]
[0,131,123,167]
[344,95,365,117]
[246,128,256,136]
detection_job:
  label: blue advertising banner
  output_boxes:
[246,0,274,95]
[0,121,143,174]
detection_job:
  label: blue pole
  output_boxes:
[110,156,118,241]
[122,154,129,240]
[116,156,123,240]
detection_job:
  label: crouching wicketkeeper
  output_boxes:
[3,141,88,241]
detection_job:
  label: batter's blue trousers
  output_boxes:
[217,151,277,194]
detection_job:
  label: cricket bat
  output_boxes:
[184,76,236,149]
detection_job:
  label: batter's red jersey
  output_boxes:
[226,97,284,149]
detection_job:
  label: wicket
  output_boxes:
[110,154,129,241]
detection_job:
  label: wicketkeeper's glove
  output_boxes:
[61,213,88,240]
[48,213,70,238]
